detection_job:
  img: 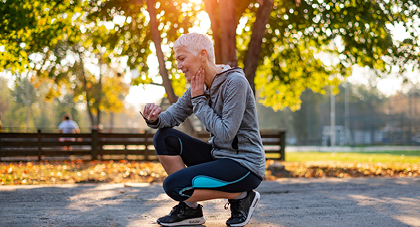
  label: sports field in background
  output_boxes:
[285,150,420,164]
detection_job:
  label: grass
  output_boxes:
[264,150,420,180]
[285,151,420,164]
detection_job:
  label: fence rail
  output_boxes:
[0,130,286,161]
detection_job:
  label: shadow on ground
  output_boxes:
[1,177,419,227]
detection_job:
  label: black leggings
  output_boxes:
[153,128,262,201]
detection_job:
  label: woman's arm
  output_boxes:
[192,74,248,143]
[144,88,194,129]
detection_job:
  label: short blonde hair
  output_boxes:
[174,33,215,62]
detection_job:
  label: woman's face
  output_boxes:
[175,46,201,83]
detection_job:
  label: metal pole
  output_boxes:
[409,94,412,145]
[25,72,30,132]
[330,86,336,147]
[345,82,349,131]
[344,81,354,146]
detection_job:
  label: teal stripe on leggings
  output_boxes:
[179,172,250,198]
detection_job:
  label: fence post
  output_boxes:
[0,132,2,161]
[91,129,98,160]
[144,131,150,161]
[280,131,286,161]
[38,129,42,161]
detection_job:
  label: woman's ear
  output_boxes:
[200,50,208,61]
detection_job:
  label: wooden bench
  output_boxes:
[196,131,286,161]
[0,130,286,161]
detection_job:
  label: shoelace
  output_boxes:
[170,203,185,215]
[225,200,244,218]
[224,202,230,210]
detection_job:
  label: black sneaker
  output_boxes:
[157,202,206,226]
[226,190,260,227]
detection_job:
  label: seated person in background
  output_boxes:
[58,114,80,150]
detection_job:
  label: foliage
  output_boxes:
[1,1,131,127]
[1,0,419,112]
[265,151,420,179]
[2,76,37,128]
[1,155,419,185]
[88,0,201,97]
[251,0,420,110]
[267,161,419,179]
[0,0,83,73]
[0,78,11,119]
[0,160,167,185]
[0,76,85,130]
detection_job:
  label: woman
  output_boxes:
[142,33,265,227]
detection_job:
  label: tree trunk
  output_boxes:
[96,57,103,129]
[78,50,95,128]
[147,0,178,104]
[204,0,250,66]
[219,0,236,66]
[147,0,195,135]
[244,0,273,92]
[203,0,222,64]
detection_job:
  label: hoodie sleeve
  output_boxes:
[147,88,194,129]
[192,73,248,143]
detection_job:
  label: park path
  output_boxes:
[1,177,419,227]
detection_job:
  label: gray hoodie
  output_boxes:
[148,66,265,179]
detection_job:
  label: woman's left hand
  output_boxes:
[191,68,205,98]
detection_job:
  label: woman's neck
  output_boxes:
[203,64,223,88]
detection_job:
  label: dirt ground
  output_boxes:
[1,177,419,227]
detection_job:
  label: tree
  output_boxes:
[0,75,82,131]
[0,0,83,73]
[1,1,131,129]
[90,0,419,111]
[239,0,419,110]
[0,77,11,115]
[88,0,202,134]
[2,0,419,119]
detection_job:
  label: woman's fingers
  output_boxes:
[150,105,161,120]
[143,103,161,120]
[191,68,205,97]
[197,68,204,84]
[143,103,152,116]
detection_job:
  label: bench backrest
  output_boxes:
[0,130,285,161]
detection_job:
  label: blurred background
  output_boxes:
[1,0,419,147]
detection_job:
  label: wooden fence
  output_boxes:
[0,130,286,161]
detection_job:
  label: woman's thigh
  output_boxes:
[153,128,214,166]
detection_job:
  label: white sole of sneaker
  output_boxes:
[228,191,260,227]
[158,217,206,226]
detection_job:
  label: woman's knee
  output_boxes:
[153,128,182,156]
[153,128,171,145]
[163,174,191,201]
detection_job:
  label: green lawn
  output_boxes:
[284,151,420,164]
